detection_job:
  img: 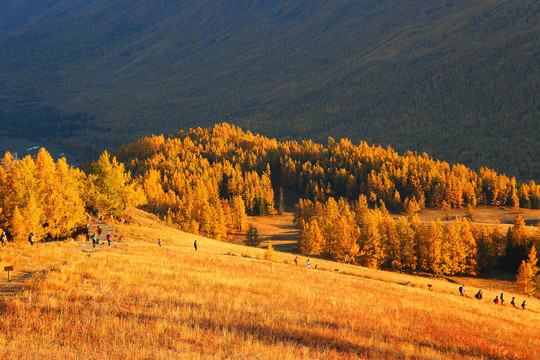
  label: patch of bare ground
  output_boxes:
[230,212,299,253]
[414,206,540,230]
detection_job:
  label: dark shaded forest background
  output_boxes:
[0,0,538,181]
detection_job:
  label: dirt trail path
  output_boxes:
[231,212,300,253]
[75,241,130,251]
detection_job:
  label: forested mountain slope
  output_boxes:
[0,0,538,180]
[114,123,540,275]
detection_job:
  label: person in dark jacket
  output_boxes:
[475,290,483,300]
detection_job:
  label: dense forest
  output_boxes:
[0,0,538,180]
[117,124,540,211]
[114,124,539,276]
[0,124,538,281]
[0,148,144,242]
[296,196,538,276]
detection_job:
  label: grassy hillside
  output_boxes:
[0,0,538,180]
[0,209,538,359]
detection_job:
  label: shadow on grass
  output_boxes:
[194,317,517,359]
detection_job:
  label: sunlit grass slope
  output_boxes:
[0,210,538,359]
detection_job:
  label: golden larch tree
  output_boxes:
[9,206,26,242]
[515,246,538,295]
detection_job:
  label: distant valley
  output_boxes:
[0,0,538,181]
[0,135,76,166]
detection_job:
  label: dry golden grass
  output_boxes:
[0,209,538,359]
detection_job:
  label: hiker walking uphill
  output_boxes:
[91,233,97,248]
[475,290,483,300]
[294,256,298,266]
[1,231,7,248]
[28,233,34,246]
[511,297,516,307]
[194,240,197,251]
[459,285,465,296]
[106,233,111,247]
[500,292,505,305]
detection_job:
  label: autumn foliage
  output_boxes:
[111,123,540,276]
[0,149,144,242]
[0,123,538,278]
[118,123,540,215]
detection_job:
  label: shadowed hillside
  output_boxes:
[0,0,538,180]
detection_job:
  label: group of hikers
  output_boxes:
[291,259,532,311]
[460,285,528,310]
[0,231,35,247]
[84,226,112,247]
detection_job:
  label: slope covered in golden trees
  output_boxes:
[112,123,539,277]
[0,123,538,279]
[0,149,145,242]
[119,123,540,212]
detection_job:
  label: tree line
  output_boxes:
[0,123,538,283]
[0,149,144,242]
[121,123,539,213]
[296,195,539,276]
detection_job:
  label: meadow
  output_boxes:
[0,209,538,359]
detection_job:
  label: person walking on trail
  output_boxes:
[1,231,7,248]
[521,300,527,310]
[294,256,298,266]
[28,233,34,246]
[511,297,516,307]
[459,285,465,296]
[158,238,162,247]
[194,240,197,251]
[85,226,89,242]
[91,233,97,248]
[306,259,311,268]
[494,296,499,305]
[500,292,505,305]
[475,290,483,300]
[106,233,111,247]
[314,264,318,270]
